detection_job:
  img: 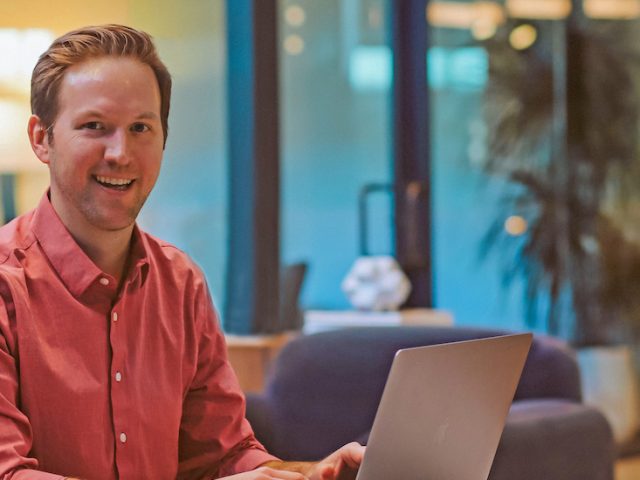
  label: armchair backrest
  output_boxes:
[256,326,581,460]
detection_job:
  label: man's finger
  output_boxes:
[318,463,336,479]
[338,443,365,467]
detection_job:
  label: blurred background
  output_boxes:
[3,0,640,471]
[3,0,640,339]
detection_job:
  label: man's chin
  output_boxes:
[87,213,139,233]
[78,197,146,233]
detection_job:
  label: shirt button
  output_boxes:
[112,312,119,322]
[120,432,127,443]
[115,372,122,382]
[99,277,109,286]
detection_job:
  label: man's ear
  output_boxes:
[27,115,52,165]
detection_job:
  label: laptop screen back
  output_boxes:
[356,333,532,480]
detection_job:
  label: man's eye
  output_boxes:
[131,123,150,133]
[83,121,104,130]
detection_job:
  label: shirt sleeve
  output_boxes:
[176,279,278,479]
[0,281,65,480]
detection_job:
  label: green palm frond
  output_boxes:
[478,16,640,345]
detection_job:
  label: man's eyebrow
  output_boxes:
[75,110,160,120]
[77,110,105,118]
[137,111,161,120]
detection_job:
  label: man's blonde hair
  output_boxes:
[31,24,172,146]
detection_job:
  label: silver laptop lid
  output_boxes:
[356,333,533,480]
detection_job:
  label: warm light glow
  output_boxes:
[505,216,528,236]
[0,29,54,173]
[471,19,498,41]
[0,28,54,94]
[509,24,538,50]
[283,34,305,55]
[506,0,572,19]
[583,0,640,19]
[0,100,43,173]
[284,5,306,27]
[368,5,383,29]
[427,2,506,29]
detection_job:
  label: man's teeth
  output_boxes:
[96,176,133,186]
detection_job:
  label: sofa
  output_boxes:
[245,326,615,480]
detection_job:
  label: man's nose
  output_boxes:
[104,129,131,165]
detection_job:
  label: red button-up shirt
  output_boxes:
[0,194,276,480]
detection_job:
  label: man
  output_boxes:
[0,25,363,480]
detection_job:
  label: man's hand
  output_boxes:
[218,466,309,479]
[233,442,365,480]
[306,442,365,480]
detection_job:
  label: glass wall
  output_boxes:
[279,0,393,310]
[133,1,229,308]
[429,9,528,330]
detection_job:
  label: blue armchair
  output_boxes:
[245,326,615,480]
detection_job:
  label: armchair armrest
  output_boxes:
[515,335,582,402]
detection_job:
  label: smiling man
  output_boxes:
[0,25,363,480]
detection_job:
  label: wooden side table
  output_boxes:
[225,332,297,393]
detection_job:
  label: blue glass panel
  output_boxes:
[280,0,392,309]
[134,1,228,309]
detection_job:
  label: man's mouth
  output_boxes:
[94,175,135,191]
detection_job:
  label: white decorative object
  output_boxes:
[341,256,411,311]
[577,345,640,445]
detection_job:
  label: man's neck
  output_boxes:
[75,230,132,282]
[49,193,133,282]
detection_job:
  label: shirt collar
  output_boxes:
[127,226,151,288]
[32,192,150,297]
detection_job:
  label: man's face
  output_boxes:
[35,56,164,235]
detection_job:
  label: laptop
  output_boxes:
[355,333,533,480]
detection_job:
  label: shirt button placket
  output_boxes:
[110,306,127,463]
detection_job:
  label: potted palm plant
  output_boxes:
[477,6,640,446]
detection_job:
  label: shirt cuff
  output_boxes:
[217,448,280,477]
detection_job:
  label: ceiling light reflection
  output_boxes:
[509,24,538,50]
[284,34,305,56]
[505,215,528,236]
[284,5,306,27]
